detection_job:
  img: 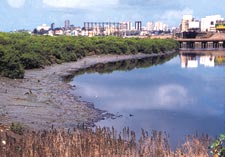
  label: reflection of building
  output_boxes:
[180,53,215,68]
[180,53,198,68]
[215,56,225,65]
[200,56,215,67]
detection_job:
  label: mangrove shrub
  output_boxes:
[0,32,178,78]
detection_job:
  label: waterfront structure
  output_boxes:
[201,15,223,32]
[177,37,225,49]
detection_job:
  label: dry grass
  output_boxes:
[0,125,211,157]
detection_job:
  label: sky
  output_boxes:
[1,0,225,32]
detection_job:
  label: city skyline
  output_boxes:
[1,0,225,31]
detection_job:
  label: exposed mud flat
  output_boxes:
[0,52,174,130]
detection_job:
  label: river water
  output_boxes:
[70,51,225,147]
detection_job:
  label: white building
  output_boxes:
[181,15,193,32]
[119,22,132,31]
[48,30,54,36]
[201,15,224,32]
[127,21,132,31]
[146,21,168,31]
[146,22,155,31]
[81,30,88,36]
[36,24,50,31]
[154,22,163,31]
[189,21,200,30]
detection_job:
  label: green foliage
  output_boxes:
[209,133,225,157]
[10,122,25,135]
[0,49,24,78]
[20,52,44,69]
[0,32,178,78]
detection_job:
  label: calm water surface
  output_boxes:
[71,52,225,146]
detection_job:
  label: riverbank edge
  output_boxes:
[0,51,177,130]
[60,51,177,80]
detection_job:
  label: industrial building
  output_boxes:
[215,20,225,32]
[135,21,142,31]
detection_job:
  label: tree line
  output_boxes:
[0,32,178,78]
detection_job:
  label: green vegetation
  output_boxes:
[209,133,225,157]
[0,32,178,78]
[10,122,25,135]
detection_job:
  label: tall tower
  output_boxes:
[135,21,142,31]
[127,21,132,31]
[65,20,70,29]
[51,23,55,30]
[181,15,193,32]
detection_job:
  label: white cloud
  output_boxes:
[160,7,194,22]
[77,81,191,110]
[7,0,25,8]
[156,84,189,107]
[42,0,118,8]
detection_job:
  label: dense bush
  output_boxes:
[0,32,178,78]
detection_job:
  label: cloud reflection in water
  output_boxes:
[71,55,225,147]
[74,76,223,117]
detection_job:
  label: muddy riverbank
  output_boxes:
[0,52,176,130]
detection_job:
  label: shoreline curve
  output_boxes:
[0,51,176,130]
